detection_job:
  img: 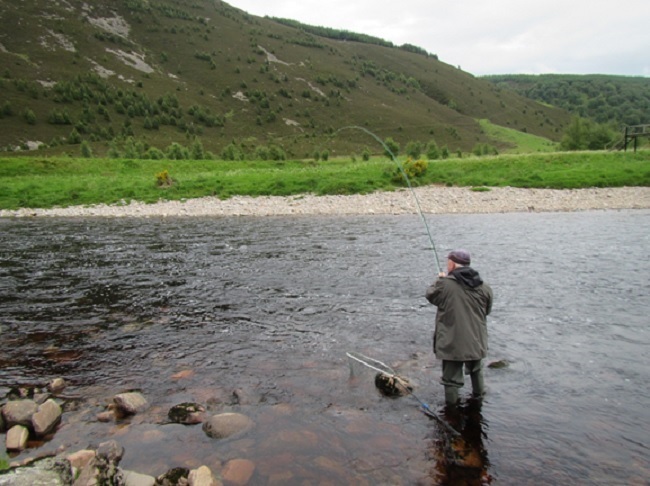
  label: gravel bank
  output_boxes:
[1,186,649,218]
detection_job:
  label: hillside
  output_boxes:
[484,74,650,127]
[0,0,572,158]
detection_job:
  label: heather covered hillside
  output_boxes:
[0,0,571,158]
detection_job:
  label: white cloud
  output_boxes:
[227,0,650,76]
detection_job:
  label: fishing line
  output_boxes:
[347,352,460,436]
[332,125,442,274]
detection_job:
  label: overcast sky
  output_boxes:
[227,0,649,77]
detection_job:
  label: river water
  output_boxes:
[1,210,649,484]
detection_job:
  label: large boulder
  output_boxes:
[32,398,62,436]
[2,399,38,428]
[202,413,253,440]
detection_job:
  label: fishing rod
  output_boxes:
[333,125,442,274]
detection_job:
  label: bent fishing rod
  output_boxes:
[333,125,442,274]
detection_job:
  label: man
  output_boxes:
[425,249,493,406]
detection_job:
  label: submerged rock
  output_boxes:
[202,412,254,439]
[487,360,510,369]
[221,459,255,486]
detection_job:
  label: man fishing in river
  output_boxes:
[426,249,493,406]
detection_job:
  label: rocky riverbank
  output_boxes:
[1,186,649,218]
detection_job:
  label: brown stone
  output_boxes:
[188,465,221,486]
[202,413,253,440]
[221,459,255,486]
[113,392,148,415]
[2,399,38,427]
[6,424,29,451]
[32,398,62,436]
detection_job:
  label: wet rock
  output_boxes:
[33,392,50,404]
[188,465,221,486]
[66,449,96,470]
[97,439,125,464]
[0,457,73,486]
[168,402,205,425]
[123,469,156,486]
[375,372,412,397]
[221,459,255,486]
[156,467,190,485]
[6,424,29,451]
[2,399,38,427]
[97,410,115,422]
[202,412,254,440]
[48,377,67,393]
[74,440,125,486]
[114,391,148,415]
[487,360,510,369]
[32,398,62,436]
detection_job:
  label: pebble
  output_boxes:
[0,187,648,218]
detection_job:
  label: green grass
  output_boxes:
[0,150,648,210]
[478,119,559,153]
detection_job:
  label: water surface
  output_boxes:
[1,210,649,484]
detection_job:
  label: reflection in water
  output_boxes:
[429,399,492,485]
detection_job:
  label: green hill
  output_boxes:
[483,74,650,127]
[0,0,572,158]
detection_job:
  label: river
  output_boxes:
[1,210,649,484]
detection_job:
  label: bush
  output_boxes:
[392,158,428,184]
[383,137,400,158]
[80,140,93,158]
[426,140,440,160]
[156,169,173,187]
[405,140,422,159]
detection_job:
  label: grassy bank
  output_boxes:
[1,151,648,210]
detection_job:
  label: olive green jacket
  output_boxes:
[425,269,493,361]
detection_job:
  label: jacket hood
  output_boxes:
[449,266,483,288]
